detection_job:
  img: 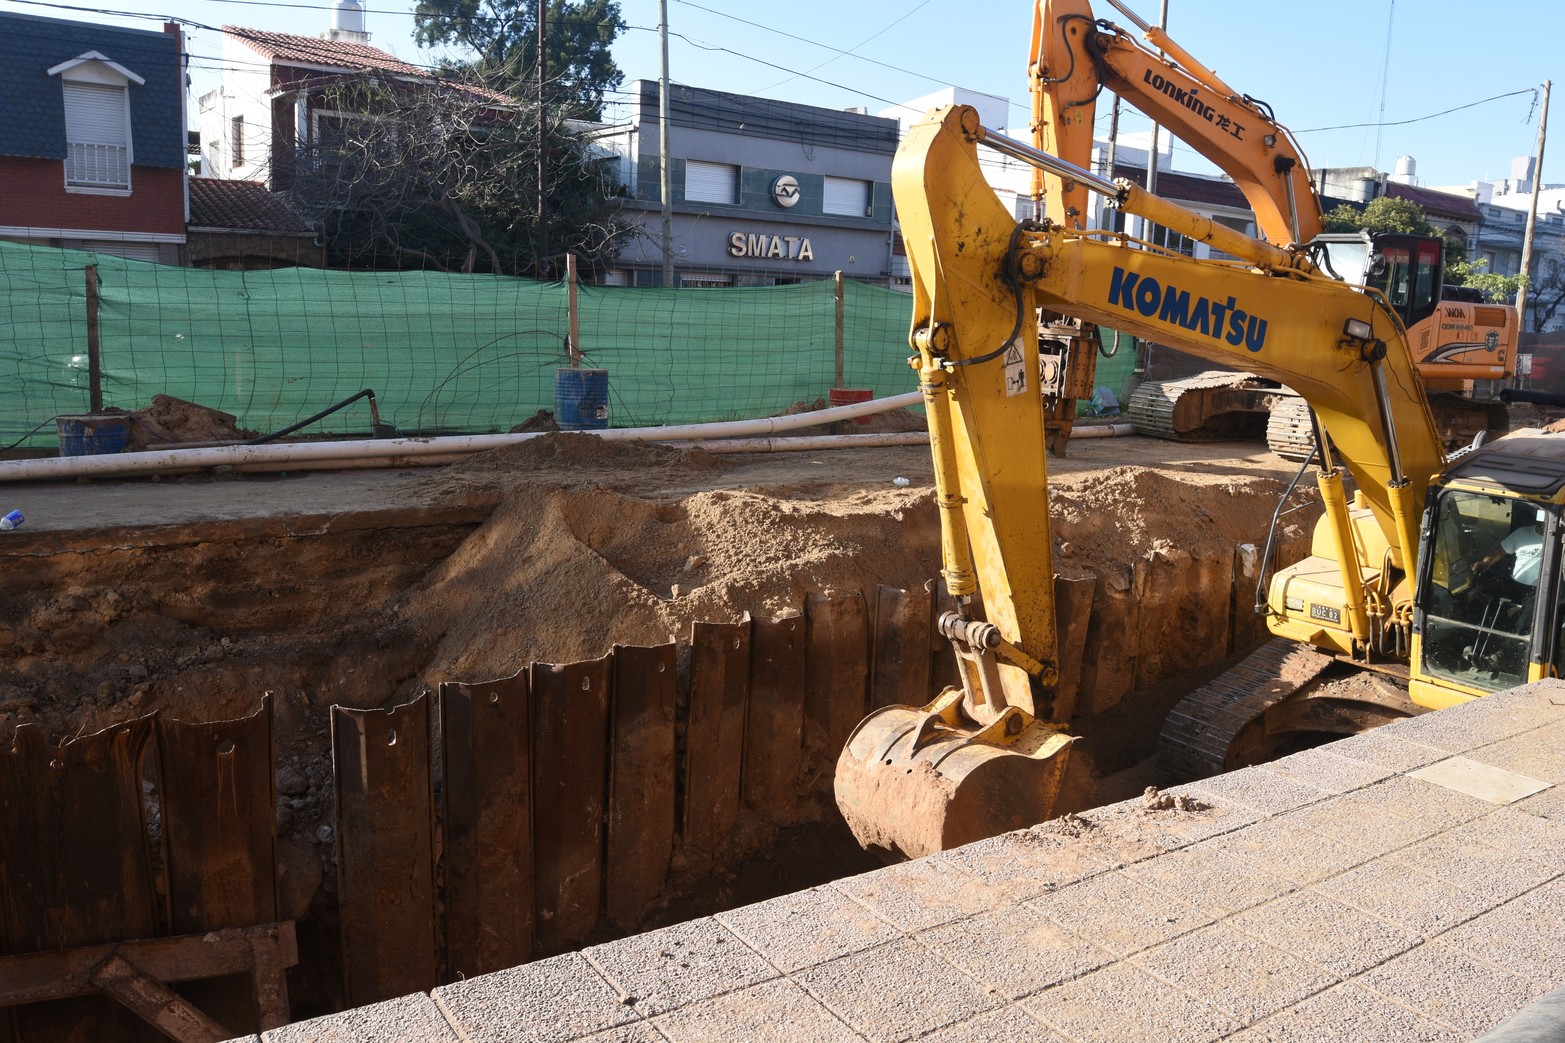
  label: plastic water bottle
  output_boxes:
[892,477,911,488]
[0,509,22,530]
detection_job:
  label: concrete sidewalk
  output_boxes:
[240,679,1565,1043]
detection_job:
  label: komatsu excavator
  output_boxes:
[834,0,1565,860]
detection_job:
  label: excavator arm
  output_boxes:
[1030,0,1322,248]
[835,104,1445,859]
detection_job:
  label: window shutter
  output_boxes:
[63,81,130,188]
[685,161,737,204]
[823,176,869,217]
[64,82,128,145]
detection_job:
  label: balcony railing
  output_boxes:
[66,142,130,190]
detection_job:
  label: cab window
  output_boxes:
[1420,490,1547,691]
[1409,239,1442,327]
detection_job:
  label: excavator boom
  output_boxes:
[1030,0,1321,246]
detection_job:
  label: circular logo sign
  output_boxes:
[771,175,801,208]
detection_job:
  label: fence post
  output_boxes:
[566,253,581,366]
[834,270,845,389]
[85,265,102,412]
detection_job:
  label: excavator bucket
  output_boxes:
[834,689,1087,861]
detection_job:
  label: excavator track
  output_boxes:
[1264,394,1316,461]
[1157,638,1335,783]
[1267,390,1508,459]
[1128,371,1292,442]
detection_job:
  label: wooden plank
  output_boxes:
[0,924,297,1008]
[605,644,676,931]
[531,655,611,954]
[681,618,751,853]
[870,584,932,710]
[803,593,869,791]
[742,615,807,825]
[88,955,230,1043]
[332,698,436,1006]
[155,698,279,1036]
[440,672,534,978]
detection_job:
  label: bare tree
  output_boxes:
[1527,253,1565,333]
[284,72,636,275]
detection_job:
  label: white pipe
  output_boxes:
[0,392,925,483]
[209,423,1136,474]
[1071,422,1137,438]
[667,432,930,454]
[228,434,935,473]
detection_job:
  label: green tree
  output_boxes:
[1321,196,1437,236]
[1445,255,1524,306]
[413,0,624,120]
[1322,196,1486,287]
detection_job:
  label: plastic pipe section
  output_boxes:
[0,392,921,483]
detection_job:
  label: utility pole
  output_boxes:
[536,0,549,279]
[1144,0,1168,202]
[1516,79,1551,337]
[658,0,674,287]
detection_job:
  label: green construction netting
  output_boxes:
[0,239,923,448]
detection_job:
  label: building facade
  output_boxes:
[589,81,898,287]
[0,12,187,262]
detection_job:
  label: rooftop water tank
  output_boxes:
[333,0,365,35]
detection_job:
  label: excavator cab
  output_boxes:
[1318,231,1444,334]
[1419,492,1549,689]
[1411,428,1565,707]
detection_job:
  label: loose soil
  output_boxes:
[0,424,1315,851]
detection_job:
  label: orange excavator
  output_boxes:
[1028,0,1516,449]
[834,0,1557,861]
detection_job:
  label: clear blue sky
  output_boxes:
[4,0,1558,191]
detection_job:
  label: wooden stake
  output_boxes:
[86,264,102,413]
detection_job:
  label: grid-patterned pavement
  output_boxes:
[240,679,1565,1043]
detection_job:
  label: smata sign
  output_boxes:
[727,232,815,261]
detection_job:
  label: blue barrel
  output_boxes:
[554,368,610,431]
[56,414,131,456]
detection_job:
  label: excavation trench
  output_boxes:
[0,434,1318,1027]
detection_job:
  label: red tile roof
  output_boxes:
[188,177,314,235]
[223,26,513,106]
[224,25,426,77]
[1385,181,1482,223]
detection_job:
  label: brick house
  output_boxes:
[0,11,187,263]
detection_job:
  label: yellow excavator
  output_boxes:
[834,1,1565,860]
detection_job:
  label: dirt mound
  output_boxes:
[1050,466,1296,566]
[396,457,1308,690]
[123,395,256,449]
[400,484,941,684]
[413,433,735,498]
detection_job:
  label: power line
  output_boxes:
[1296,88,1537,134]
